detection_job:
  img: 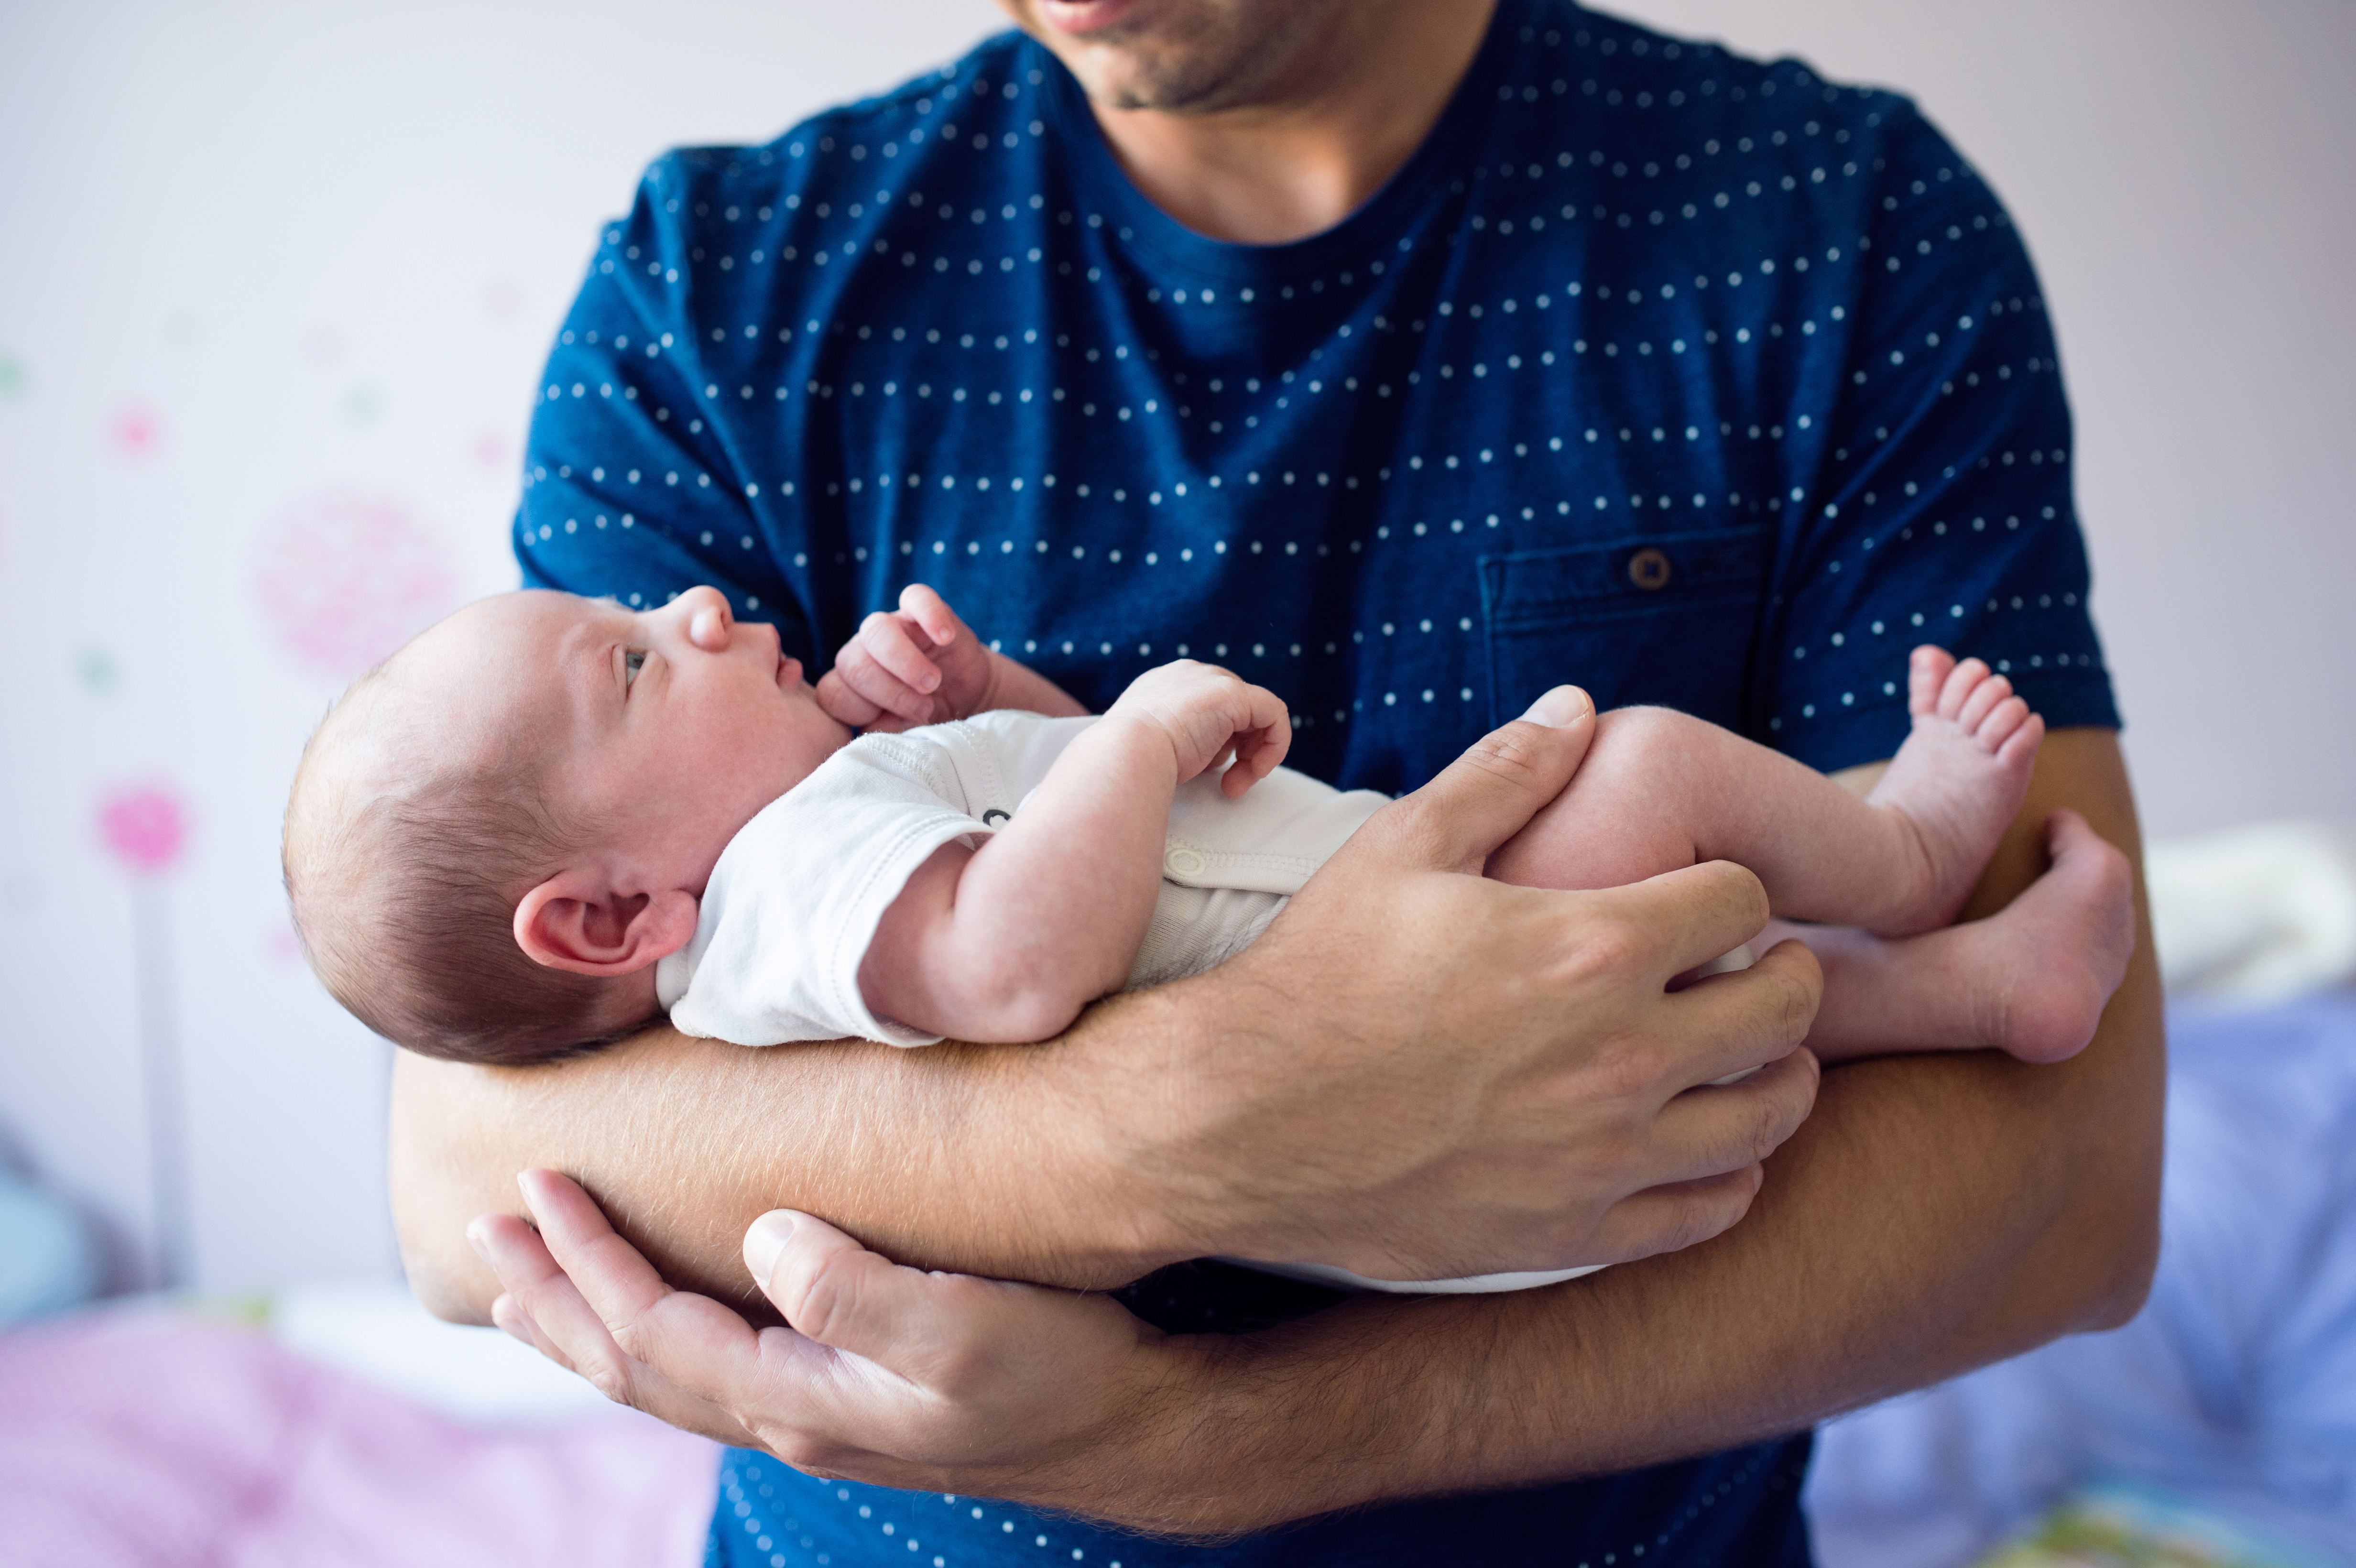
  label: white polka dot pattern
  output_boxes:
[518,0,2105,1556]
[707,1439,1812,1567]
[515,0,2111,794]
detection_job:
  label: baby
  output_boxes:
[285,582,2132,1283]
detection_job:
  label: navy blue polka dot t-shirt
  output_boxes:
[518,0,2118,1561]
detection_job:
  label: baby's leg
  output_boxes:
[1485,649,2040,936]
[1778,810,2136,1064]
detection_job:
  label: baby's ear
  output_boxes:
[513,872,698,976]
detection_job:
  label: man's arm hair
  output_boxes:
[393,1018,1190,1324]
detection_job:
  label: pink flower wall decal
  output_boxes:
[254,488,458,679]
[97,782,196,1286]
[109,403,162,458]
[98,784,190,877]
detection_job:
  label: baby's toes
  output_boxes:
[1972,692,2029,748]
[1993,709,2045,771]
[1955,671,2016,732]
[1908,645,1957,717]
[1936,656,1993,720]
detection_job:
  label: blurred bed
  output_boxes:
[1807,993,2356,1568]
[0,1282,717,1568]
[1807,823,2356,1568]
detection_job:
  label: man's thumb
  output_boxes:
[1363,686,1596,874]
[746,1209,965,1367]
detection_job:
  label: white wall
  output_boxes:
[0,0,2346,1293]
[0,0,994,1294]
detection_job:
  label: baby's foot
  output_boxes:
[1955,809,2136,1063]
[1863,646,2045,934]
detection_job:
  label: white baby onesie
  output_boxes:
[652,708,1602,1297]
[654,709,1389,1048]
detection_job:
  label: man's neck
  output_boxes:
[1087,0,1498,246]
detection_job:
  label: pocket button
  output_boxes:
[1627,547,1673,591]
[1165,847,1205,877]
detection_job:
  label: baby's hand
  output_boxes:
[818,585,995,731]
[1106,661,1291,798]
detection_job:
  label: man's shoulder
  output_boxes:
[628,29,1036,235]
[585,28,1049,345]
[1548,3,1909,126]
[1527,2,1959,191]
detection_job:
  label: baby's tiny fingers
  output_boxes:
[833,642,937,724]
[815,668,887,729]
[898,583,963,648]
[858,611,945,695]
[1223,726,1290,795]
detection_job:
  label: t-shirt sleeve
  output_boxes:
[1755,100,2120,773]
[665,733,994,1048]
[512,154,817,661]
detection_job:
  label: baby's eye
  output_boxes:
[623,650,647,687]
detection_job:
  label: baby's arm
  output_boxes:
[819,584,1085,731]
[856,662,1291,1044]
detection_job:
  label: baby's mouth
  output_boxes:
[775,654,803,690]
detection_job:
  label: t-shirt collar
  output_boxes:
[1028,0,1534,284]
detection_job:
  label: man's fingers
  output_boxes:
[1576,1165,1767,1267]
[1656,938,1824,1083]
[488,1292,572,1367]
[1363,690,1597,874]
[1640,1046,1821,1189]
[510,1172,771,1442]
[514,1167,760,1413]
[517,1168,676,1322]
[469,1201,652,1409]
[1586,860,1784,984]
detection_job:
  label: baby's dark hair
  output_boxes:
[283,664,657,1065]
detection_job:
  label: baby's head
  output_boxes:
[284,585,850,1063]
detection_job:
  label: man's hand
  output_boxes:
[474,1171,1188,1515]
[1102,660,1292,797]
[1144,684,1824,1279]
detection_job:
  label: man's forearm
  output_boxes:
[392,1005,1206,1323]
[1098,727,2163,1532]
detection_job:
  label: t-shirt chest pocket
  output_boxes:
[1478,527,1770,728]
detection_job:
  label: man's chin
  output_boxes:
[1017,0,1282,116]
[1076,53,1266,117]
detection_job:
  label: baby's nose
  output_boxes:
[675,584,733,651]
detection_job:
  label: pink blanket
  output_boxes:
[0,1306,719,1568]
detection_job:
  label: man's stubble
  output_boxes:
[992,0,1392,116]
